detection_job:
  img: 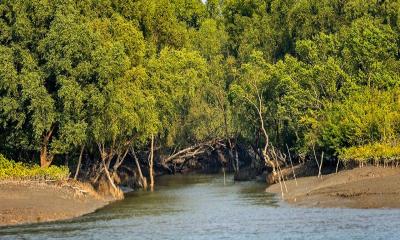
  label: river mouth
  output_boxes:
[1,174,400,240]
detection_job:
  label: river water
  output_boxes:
[1,174,400,240]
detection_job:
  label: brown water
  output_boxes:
[1,174,400,239]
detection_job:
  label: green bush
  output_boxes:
[0,154,69,181]
[339,142,400,166]
[304,88,400,156]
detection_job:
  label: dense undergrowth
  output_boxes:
[340,143,400,167]
[0,155,69,181]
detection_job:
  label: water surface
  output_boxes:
[1,174,400,239]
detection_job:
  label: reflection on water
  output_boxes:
[1,174,400,240]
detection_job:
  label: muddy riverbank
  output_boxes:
[266,166,400,208]
[0,181,110,226]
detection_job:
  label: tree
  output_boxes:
[147,47,208,146]
[340,17,399,89]
[230,51,277,172]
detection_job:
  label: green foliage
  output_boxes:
[0,154,69,181]
[192,18,228,60]
[340,143,400,165]
[147,47,209,146]
[304,88,400,155]
[340,17,399,88]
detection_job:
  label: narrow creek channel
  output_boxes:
[1,174,400,240]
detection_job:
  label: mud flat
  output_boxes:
[0,180,109,226]
[267,166,400,209]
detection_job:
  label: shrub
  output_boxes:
[339,142,400,166]
[303,87,400,157]
[0,154,69,181]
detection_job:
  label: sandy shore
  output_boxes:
[0,180,109,226]
[266,166,400,209]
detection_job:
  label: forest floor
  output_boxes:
[266,166,400,208]
[0,180,110,226]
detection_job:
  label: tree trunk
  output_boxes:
[336,159,340,174]
[74,145,85,180]
[223,167,226,185]
[113,146,130,172]
[235,149,239,172]
[97,143,118,191]
[149,134,155,191]
[64,154,69,167]
[40,145,49,168]
[102,157,118,191]
[230,149,237,172]
[258,108,276,174]
[40,144,54,168]
[40,129,54,168]
[131,147,147,189]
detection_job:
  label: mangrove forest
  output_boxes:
[1,0,400,197]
